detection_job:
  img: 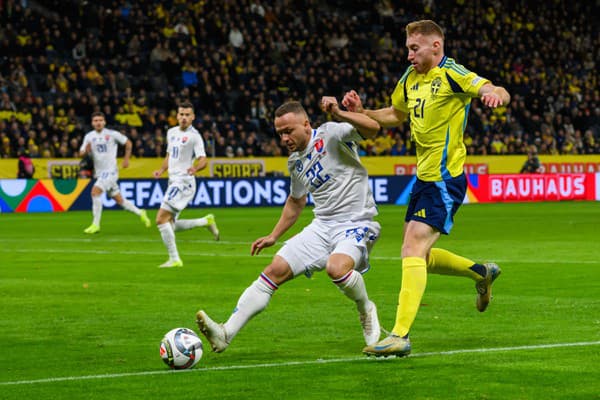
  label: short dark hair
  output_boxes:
[177,101,194,112]
[274,101,308,119]
[91,111,105,119]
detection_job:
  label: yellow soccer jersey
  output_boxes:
[391,56,489,181]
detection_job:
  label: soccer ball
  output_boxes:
[160,327,203,369]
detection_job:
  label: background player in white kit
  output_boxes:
[196,99,382,352]
[80,111,151,234]
[153,101,219,268]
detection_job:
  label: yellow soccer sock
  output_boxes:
[427,248,485,281]
[392,257,427,337]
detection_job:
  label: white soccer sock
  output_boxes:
[120,199,141,216]
[223,273,277,341]
[92,195,102,226]
[157,222,180,261]
[333,270,369,314]
[174,217,208,232]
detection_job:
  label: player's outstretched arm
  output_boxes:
[365,106,407,128]
[342,90,407,128]
[321,96,380,139]
[251,195,306,255]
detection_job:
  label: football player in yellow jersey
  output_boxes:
[343,20,510,357]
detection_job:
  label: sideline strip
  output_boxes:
[0,237,247,245]
[2,246,599,264]
[2,341,599,386]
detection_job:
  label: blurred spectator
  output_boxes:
[78,153,93,178]
[228,24,244,48]
[520,146,541,174]
[1,93,16,111]
[391,134,407,156]
[0,0,597,161]
[17,149,34,178]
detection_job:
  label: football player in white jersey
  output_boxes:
[80,112,151,234]
[153,101,219,268]
[196,99,383,352]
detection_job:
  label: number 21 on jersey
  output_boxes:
[414,98,426,118]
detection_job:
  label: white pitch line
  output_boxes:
[0,237,248,245]
[1,341,599,386]
[1,247,599,264]
[0,248,269,258]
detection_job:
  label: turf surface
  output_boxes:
[1,202,599,399]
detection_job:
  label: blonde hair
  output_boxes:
[406,20,444,40]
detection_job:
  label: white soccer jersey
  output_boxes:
[80,128,128,177]
[166,125,206,179]
[288,121,377,222]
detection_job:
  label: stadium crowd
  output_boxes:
[0,0,598,160]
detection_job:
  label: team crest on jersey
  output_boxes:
[105,135,110,141]
[314,138,325,153]
[431,77,442,98]
[294,159,303,172]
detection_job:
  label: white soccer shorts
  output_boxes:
[160,177,196,214]
[277,218,381,278]
[93,171,120,197]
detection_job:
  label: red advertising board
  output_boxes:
[540,162,600,173]
[467,174,596,202]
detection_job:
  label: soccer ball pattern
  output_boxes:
[160,327,203,369]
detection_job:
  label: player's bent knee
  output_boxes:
[326,254,354,280]
[263,260,293,285]
[326,266,353,280]
[155,208,173,225]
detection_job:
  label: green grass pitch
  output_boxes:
[1,202,599,399]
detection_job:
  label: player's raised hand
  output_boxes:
[320,96,339,114]
[251,235,276,256]
[342,90,363,112]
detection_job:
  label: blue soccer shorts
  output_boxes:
[405,173,467,234]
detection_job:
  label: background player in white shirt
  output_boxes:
[196,98,383,352]
[153,101,219,268]
[79,111,150,234]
